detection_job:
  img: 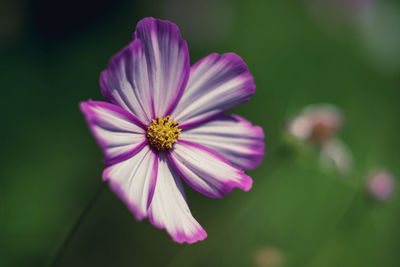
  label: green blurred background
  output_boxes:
[1,0,400,266]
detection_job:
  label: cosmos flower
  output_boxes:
[288,104,342,144]
[367,169,396,201]
[80,17,264,243]
[288,104,352,174]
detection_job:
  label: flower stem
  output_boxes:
[50,183,106,266]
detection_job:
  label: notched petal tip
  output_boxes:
[238,172,253,192]
[221,169,253,195]
[174,227,208,244]
[101,166,111,182]
[79,100,94,114]
[148,213,208,244]
[133,17,184,40]
[147,155,207,244]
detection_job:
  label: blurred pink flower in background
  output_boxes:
[288,104,342,144]
[288,104,353,174]
[367,169,396,201]
[320,138,353,175]
[254,247,284,267]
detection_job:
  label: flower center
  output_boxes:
[146,116,181,151]
[310,122,333,143]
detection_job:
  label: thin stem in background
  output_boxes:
[50,183,106,267]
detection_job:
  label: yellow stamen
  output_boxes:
[146,115,181,151]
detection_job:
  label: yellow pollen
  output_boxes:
[146,115,181,151]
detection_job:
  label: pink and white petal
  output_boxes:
[100,38,154,125]
[168,140,253,198]
[80,100,147,164]
[148,153,207,244]
[102,146,158,220]
[180,115,265,170]
[171,53,256,129]
[134,17,190,117]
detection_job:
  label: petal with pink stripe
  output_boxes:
[80,100,147,164]
[169,140,252,198]
[100,39,154,125]
[134,17,190,117]
[148,153,207,244]
[102,146,158,220]
[171,53,255,128]
[180,115,264,170]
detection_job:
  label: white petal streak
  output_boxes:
[181,115,264,170]
[148,153,206,244]
[80,101,147,164]
[102,146,158,220]
[169,141,253,198]
[100,39,154,124]
[134,18,190,116]
[171,53,255,128]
